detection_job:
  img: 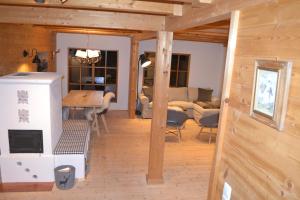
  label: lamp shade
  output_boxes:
[139,54,151,68]
[75,50,87,58]
[87,50,100,58]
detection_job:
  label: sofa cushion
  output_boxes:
[168,87,188,101]
[142,86,153,102]
[198,88,213,102]
[168,101,194,110]
[188,87,198,102]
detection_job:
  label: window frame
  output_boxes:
[67,47,119,101]
[143,51,190,88]
[170,53,190,87]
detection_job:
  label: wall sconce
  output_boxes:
[52,49,60,59]
[23,48,41,64]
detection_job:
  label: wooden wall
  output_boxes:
[216,0,300,199]
[0,24,56,76]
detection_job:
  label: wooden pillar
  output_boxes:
[207,11,240,200]
[128,37,139,118]
[147,31,173,184]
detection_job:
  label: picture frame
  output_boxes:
[250,59,292,131]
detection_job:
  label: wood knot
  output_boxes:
[163,48,167,54]
[285,179,294,190]
[223,168,229,178]
[224,98,230,103]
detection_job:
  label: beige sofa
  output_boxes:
[139,87,220,124]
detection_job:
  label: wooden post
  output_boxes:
[128,37,139,118]
[207,10,240,200]
[147,31,173,184]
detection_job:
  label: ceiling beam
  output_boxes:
[174,36,227,45]
[0,5,165,31]
[165,0,276,31]
[0,0,183,16]
[138,0,192,4]
[132,32,156,41]
[131,31,227,44]
[140,0,212,4]
[191,0,213,7]
[39,26,140,37]
[174,33,227,43]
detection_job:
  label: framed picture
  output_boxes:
[250,59,292,131]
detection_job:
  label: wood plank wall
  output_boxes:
[215,0,300,199]
[0,24,56,76]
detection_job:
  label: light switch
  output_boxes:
[222,182,232,200]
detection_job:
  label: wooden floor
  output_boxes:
[0,111,215,200]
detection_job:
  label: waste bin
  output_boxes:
[54,165,76,190]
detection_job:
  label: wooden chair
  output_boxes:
[85,92,115,134]
[198,113,219,144]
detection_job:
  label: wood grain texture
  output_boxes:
[208,10,240,200]
[165,0,276,31]
[62,90,103,107]
[0,111,215,199]
[0,5,165,31]
[0,182,53,192]
[0,0,182,16]
[147,31,173,183]
[0,24,55,76]
[214,1,300,199]
[128,38,139,118]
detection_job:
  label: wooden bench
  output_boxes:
[54,120,90,179]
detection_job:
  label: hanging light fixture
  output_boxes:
[75,49,101,64]
[75,35,101,64]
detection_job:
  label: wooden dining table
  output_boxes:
[63,90,104,136]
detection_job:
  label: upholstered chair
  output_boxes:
[166,108,189,142]
[198,113,219,144]
[85,92,115,133]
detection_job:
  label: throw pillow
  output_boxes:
[142,87,153,102]
[198,88,213,102]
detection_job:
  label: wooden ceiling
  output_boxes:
[0,0,213,16]
[0,0,241,44]
[35,19,229,45]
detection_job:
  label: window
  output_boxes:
[170,54,190,87]
[143,52,190,87]
[68,48,118,101]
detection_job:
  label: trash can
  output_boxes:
[54,165,76,190]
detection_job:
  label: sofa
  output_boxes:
[138,87,220,124]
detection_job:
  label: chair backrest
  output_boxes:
[199,113,219,127]
[167,109,189,127]
[98,92,115,114]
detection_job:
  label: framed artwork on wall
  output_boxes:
[250,59,292,131]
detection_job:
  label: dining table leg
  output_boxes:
[93,107,100,136]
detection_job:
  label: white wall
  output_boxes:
[56,34,225,110]
[139,40,226,97]
[56,33,130,110]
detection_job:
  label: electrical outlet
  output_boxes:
[222,182,232,200]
